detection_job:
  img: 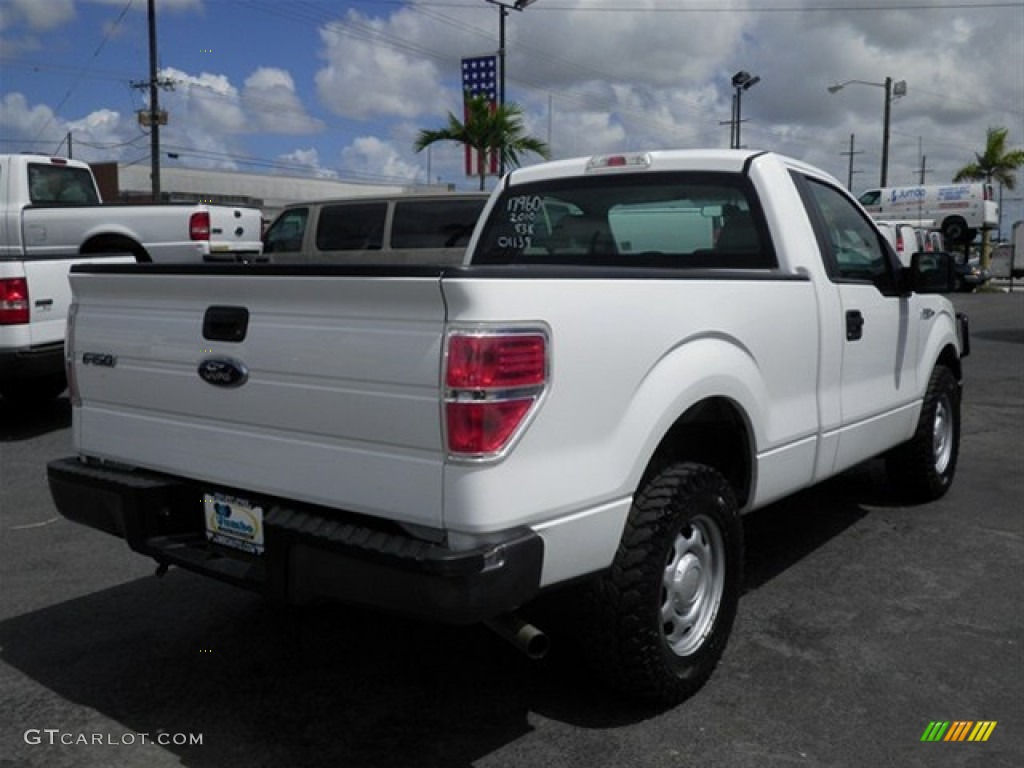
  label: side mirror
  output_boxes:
[906,251,956,294]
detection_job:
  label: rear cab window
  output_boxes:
[473,172,776,269]
[27,163,99,205]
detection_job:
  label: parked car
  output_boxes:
[952,252,990,292]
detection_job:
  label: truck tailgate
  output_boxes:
[69,268,447,529]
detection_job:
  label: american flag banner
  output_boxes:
[461,55,499,178]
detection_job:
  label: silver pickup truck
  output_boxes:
[48,149,968,704]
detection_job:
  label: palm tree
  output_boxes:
[415,94,550,191]
[953,126,1024,267]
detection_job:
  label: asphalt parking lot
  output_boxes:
[1,289,1021,768]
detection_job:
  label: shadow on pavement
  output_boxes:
[0,395,71,442]
[0,463,904,766]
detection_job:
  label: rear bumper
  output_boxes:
[47,457,543,624]
[0,342,64,382]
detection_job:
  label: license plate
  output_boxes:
[203,493,265,555]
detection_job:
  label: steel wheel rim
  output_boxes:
[661,512,725,657]
[933,394,954,475]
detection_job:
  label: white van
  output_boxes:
[857,183,997,245]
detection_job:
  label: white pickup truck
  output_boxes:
[48,150,968,704]
[0,153,263,403]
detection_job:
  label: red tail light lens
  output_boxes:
[446,400,535,455]
[445,330,548,459]
[190,211,211,240]
[0,278,30,324]
[446,334,546,389]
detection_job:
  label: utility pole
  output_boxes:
[147,0,161,201]
[840,133,863,191]
[915,138,932,185]
[67,131,73,160]
[131,0,173,201]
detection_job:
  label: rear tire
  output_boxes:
[886,366,960,502]
[582,462,742,705]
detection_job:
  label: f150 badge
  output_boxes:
[198,357,248,388]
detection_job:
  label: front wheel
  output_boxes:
[583,462,743,704]
[886,366,960,502]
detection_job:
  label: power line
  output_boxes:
[31,0,135,147]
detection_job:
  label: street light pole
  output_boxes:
[828,77,905,188]
[880,76,892,187]
[730,70,761,149]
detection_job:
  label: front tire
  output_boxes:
[583,463,742,704]
[886,366,960,502]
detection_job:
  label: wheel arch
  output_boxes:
[643,396,755,509]
[80,233,149,262]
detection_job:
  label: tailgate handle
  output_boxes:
[203,306,249,342]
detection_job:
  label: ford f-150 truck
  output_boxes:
[1,153,263,403]
[48,150,968,704]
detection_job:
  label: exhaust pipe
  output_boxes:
[485,613,550,660]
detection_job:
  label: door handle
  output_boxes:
[846,310,864,341]
[203,305,249,342]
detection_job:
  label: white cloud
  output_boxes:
[315,9,446,120]
[276,148,339,178]
[243,67,325,135]
[0,0,75,31]
[340,136,422,183]
[159,66,247,134]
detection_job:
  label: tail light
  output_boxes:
[190,210,211,241]
[895,230,905,253]
[0,277,30,324]
[984,185,994,201]
[444,329,548,459]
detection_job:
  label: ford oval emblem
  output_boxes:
[198,357,248,388]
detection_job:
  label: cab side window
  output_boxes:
[804,178,889,282]
[316,202,387,252]
[263,208,308,253]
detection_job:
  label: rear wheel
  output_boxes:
[583,462,742,704]
[886,366,960,502]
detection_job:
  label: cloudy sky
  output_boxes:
[1,0,1022,224]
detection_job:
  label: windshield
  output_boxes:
[474,172,774,269]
